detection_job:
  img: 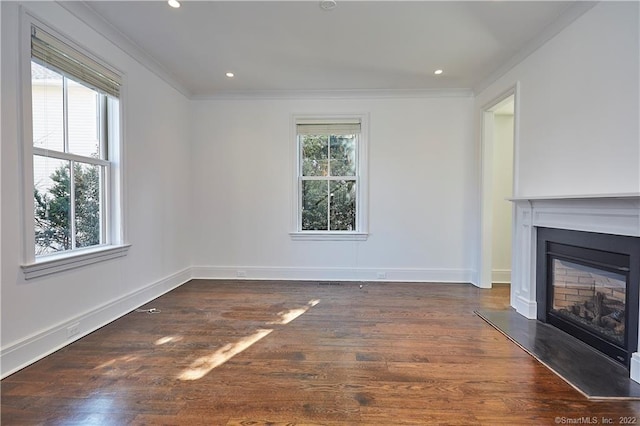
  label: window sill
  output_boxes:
[289,232,368,241]
[21,244,131,280]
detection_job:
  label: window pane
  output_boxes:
[301,135,328,176]
[68,78,101,158]
[302,180,328,231]
[329,135,356,177]
[34,156,71,255]
[32,62,64,152]
[329,180,356,231]
[74,162,103,248]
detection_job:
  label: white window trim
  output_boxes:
[290,113,369,241]
[19,10,128,279]
[289,232,369,241]
[21,244,131,280]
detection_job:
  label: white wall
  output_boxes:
[190,96,476,282]
[491,114,513,282]
[476,1,639,197]
[1,2,192,377]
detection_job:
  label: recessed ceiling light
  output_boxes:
[434,69,444,75]
[320,0,337,11]
[225,72,235,78]
[168,0,180,9]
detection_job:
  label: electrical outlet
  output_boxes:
[67,322,80,338]
[376,272,387,279]
[236,270,247,278]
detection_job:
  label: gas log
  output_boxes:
[567,291,625,334]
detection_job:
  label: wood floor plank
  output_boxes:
[2,280,640,425]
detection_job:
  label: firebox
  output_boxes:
[536,227,640,367]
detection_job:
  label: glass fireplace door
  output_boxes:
[551,259,626,346]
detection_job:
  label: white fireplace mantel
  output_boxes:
[509,193,640,380]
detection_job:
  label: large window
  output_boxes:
[292,116,368,240]
[32,61,109,255]
[22,21,126,278]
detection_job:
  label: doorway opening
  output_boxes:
[480,88,517,289]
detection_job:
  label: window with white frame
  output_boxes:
[292,116,368,240]
[22,21,126,277]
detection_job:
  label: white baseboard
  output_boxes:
[492,269,511,284]
[0,267,192,379]
[513,295,537,319]
[191,265,473,283]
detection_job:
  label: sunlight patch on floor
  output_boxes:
[267,299,320,325]
[94,355,139,370]
[178,329,273,381]
[177,299,320,381]
[155,335,183,345]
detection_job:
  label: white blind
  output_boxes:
[31,25,121,98]
[297,120,361,135]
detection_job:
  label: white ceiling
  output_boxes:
[77,1,590,98]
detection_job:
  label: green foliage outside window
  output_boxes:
[34,163,101,255]
[300,134,356,231]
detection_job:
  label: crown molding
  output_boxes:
[56,1,192,98]
[191,88,474,101]
[473,1,597,95]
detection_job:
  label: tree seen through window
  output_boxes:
[300,133,357,231]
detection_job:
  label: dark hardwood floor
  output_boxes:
[3,280,640,425]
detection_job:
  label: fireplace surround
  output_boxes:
[510,195,640,381]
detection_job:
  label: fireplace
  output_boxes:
[536,227,640,367]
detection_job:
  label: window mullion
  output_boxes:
[100,95,107,244]
[326,180,331,232]
[63,76,77,250]
[100,95,107,160]
[69,161,76,250]
[327,136,331,231]
[63,77,69,153]
[327,135,331,177]
[299,176,304,232]
[297,136,302,231]
[101,165,107,245]
[32,148,109,166]
[355,134,360,231]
